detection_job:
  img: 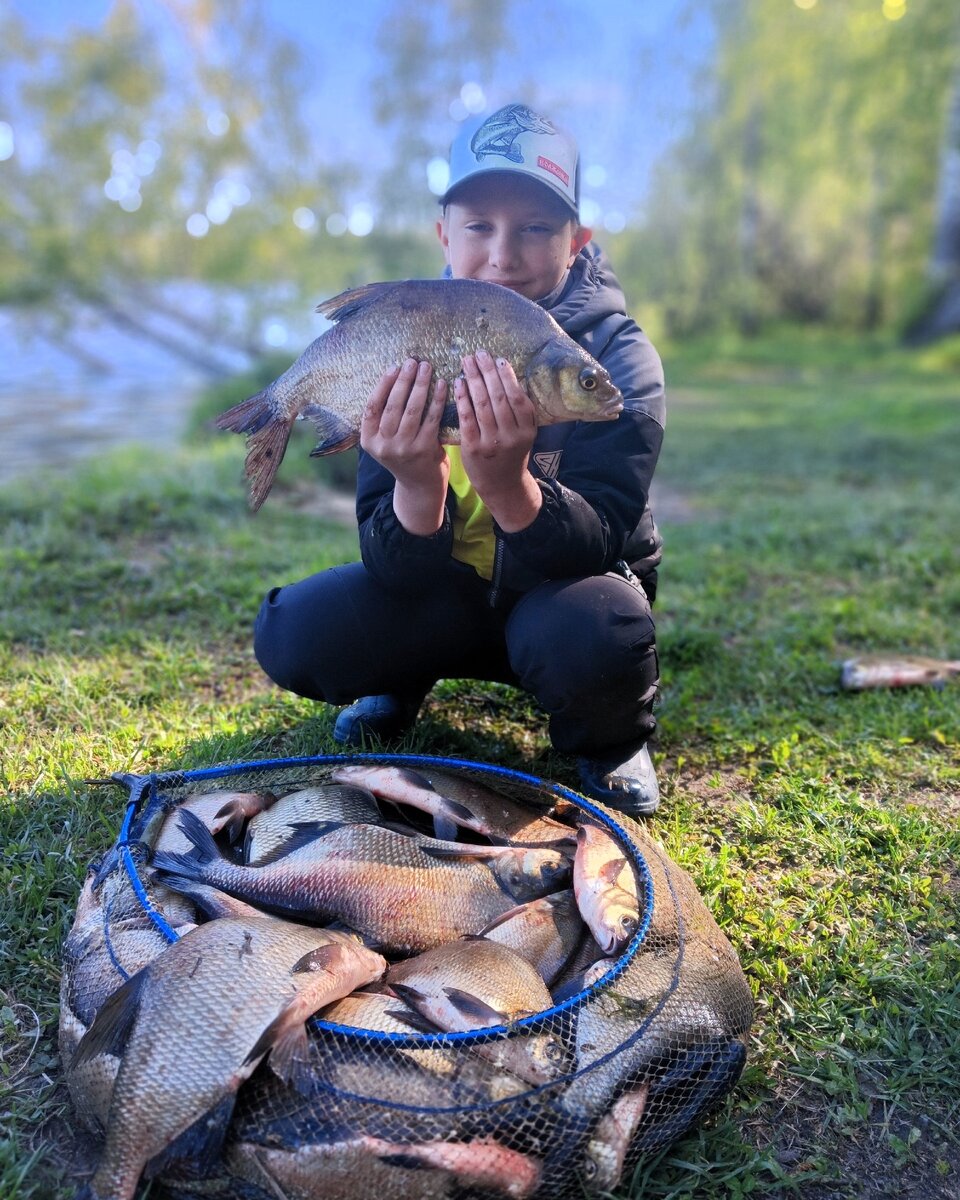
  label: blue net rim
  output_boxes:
[111,752,655,1048]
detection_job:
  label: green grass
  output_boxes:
[1,338,959,1198]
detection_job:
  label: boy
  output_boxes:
[253,102,666,815]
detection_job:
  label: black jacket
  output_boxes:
[355,242,665,604]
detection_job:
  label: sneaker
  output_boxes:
[576,744,660,816]
[332,693,423,747]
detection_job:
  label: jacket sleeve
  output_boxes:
[355,449,455,595]
[495,320,665,579]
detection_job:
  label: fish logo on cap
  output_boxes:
[470,104,557,164]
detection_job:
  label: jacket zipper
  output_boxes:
[488,535,506,607]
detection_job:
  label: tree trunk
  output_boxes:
[904,50,960,342]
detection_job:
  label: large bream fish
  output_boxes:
[215,278,623,509]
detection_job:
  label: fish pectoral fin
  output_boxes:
[302,406,360,457]
[291,943,344,974]
[374,1152,431,1171]
[438,400,461,440]
[476,904,527,935]
[143,1092,236,1180]
[384,1007,442,1034]
[442,987,508,1026]
[420,844,498,863]
[598,857,629,885]
[265,1019,312,1091]
[72,968,148,1068]
[388,982,429,1010]
[213,795,267,844]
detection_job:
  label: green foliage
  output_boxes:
[623,0,959,338]
[1,336,958,1197]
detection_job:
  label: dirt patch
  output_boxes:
[744,1080,960,1200]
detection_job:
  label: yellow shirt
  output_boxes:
[445,447,495,580]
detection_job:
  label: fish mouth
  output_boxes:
[597,397,624,419]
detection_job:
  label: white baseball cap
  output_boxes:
[442,103,580,218]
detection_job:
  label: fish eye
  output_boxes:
[620,914,638,938]
[579,367,599,391]
[583,1156,598,1180]
[544,1039,565,1063]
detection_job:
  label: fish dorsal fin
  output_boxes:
[71,968,149,1067]
[315,283,396,323]
[251,819,344,866]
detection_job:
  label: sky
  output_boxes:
[7,0,712,223]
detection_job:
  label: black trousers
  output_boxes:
[253,561,658,757]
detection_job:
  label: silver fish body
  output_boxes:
[152,810,542,954]
[582,1081,651,1192]
[73,916,386,1200]
[572,822,640,956]
[385,939,569,1085]
[478,889,585,987]
[226,1132,541,1199]
[215,278,622,510]
[331,763,575,846]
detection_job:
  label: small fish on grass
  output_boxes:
[215,278,623,510]
[840,653,960,691]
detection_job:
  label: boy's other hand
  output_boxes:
[361,358,450,535]
[455,350,542,532]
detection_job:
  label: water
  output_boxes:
[0,282,326,484]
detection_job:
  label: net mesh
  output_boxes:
[60,754,753,1199]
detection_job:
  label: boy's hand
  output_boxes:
[455,350,542,532]
[361,358,450,535]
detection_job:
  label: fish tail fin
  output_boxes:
[151,808,223,876]
[215,388,293,511]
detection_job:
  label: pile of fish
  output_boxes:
[60,757,754,1200]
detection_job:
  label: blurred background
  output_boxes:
[1,0,957,483]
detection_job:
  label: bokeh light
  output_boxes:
[348,204,375,236]
[0,121,14,160]
[449,81,487,122]
[186,213,210,237]
[427,156,450,196]
[206,110,230,136]
[882,0,906,19]
[584,164,607,188]
[326,212,348,236]
[262,320,288,347]
[580,197,601,227]
[293,206,317,231]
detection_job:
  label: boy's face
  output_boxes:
[437,174,591,302]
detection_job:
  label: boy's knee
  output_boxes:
[252,587,296,689]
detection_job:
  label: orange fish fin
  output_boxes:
[243,416,294,511]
